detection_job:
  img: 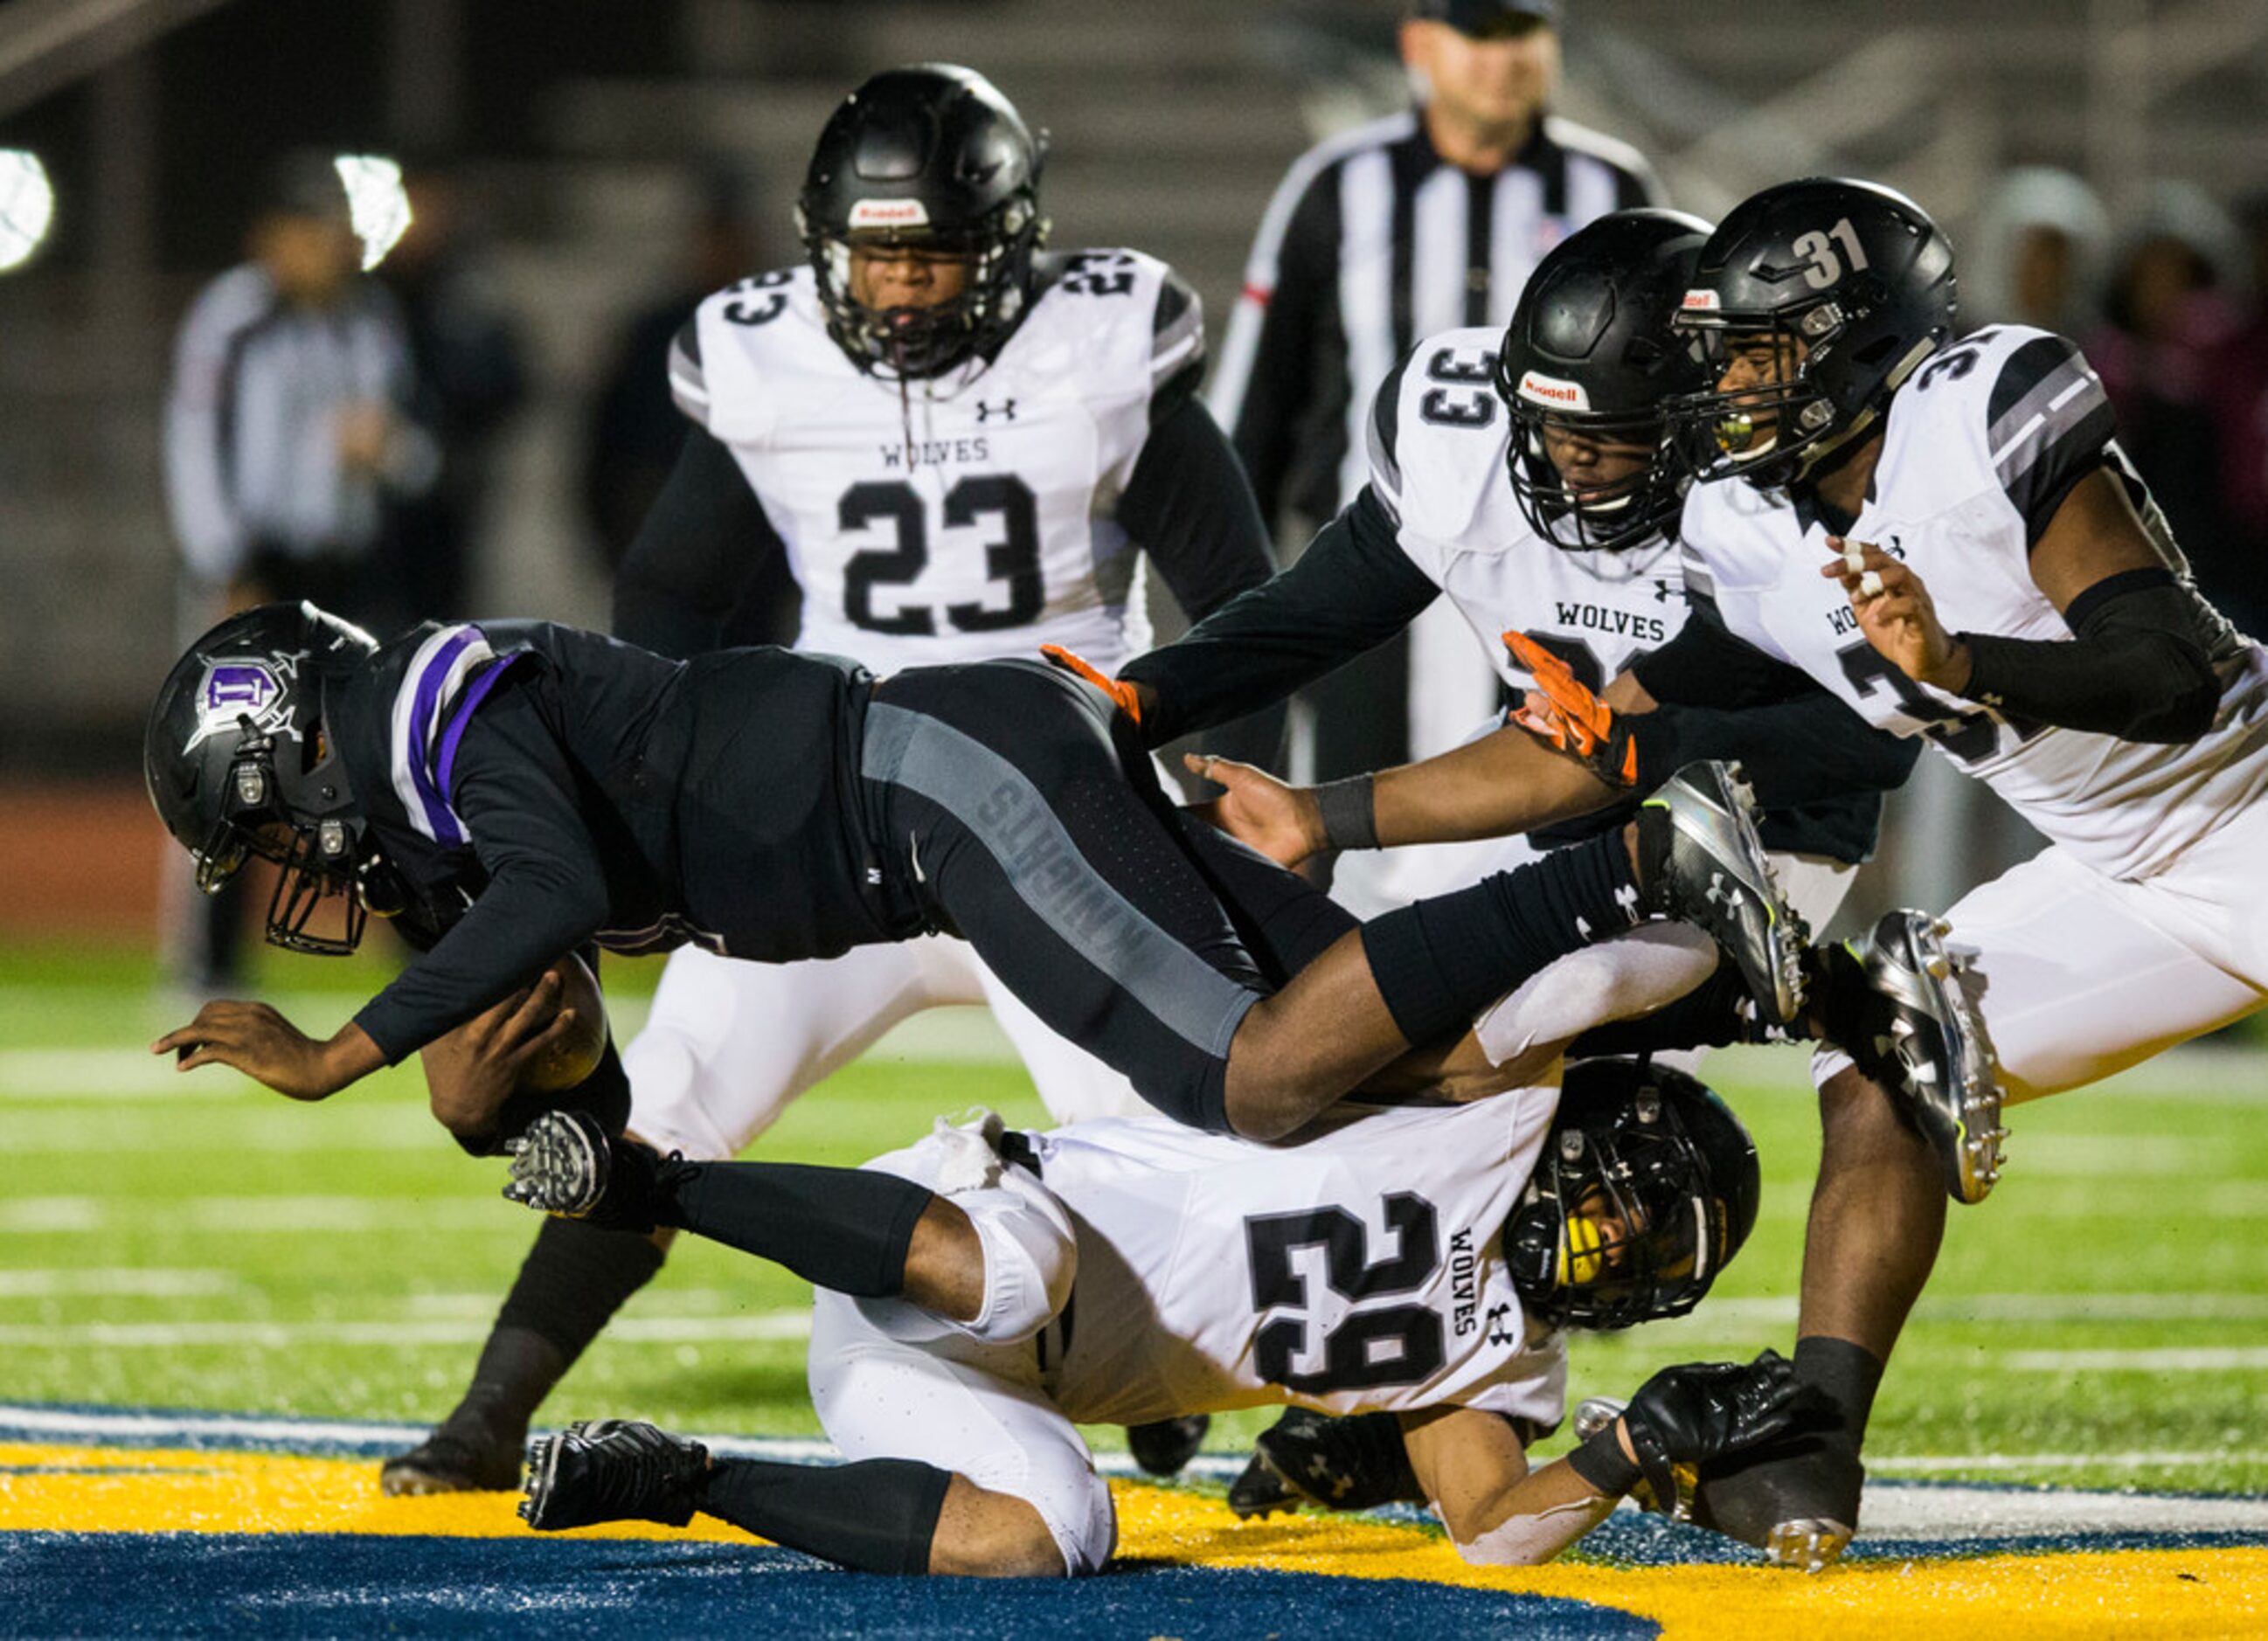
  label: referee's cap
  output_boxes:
[255,149,353,228]
[1414,0,1560,35]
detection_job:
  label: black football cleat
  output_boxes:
[1693,1436,1862,1573]
[1845,911,2006,1204]
[503,1110,681,1230]
[1227,1409,1422,1520]
[520,1419,710,1532]
[503,1110,613,1217]
[380,1421,524,1496]
[1639,761,1809,1025]
[1125,1415,1210,1478]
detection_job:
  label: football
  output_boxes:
[521,951,608,1092]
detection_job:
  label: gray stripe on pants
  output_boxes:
[863,701,1261,1059]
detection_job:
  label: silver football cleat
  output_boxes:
[502,1109,613,1217]
[1764,1516,1854,1574]
[1848,911,2007,1204]
[1642,760,1810,1025]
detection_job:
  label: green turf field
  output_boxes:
[4,942,2265,1495]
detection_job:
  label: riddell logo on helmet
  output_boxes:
[1517,371,1591,412]
[1681,290,1721,310]
[850,198,930,228]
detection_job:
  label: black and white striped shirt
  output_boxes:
[163,264,412,582]
[1206,109,1661,778]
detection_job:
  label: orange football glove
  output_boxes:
[1503,630,1640,787]
[1040,643,1143,725]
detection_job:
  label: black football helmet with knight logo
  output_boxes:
[1671,177,1958,490]
[1495,208,1715,553]
[145,601,398,955]
[1507,1058,1760,1331]
[798,64,1049,378]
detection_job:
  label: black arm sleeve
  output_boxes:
[1119,484,1439,747]
[1959,568,2229,743]
[1632,695,1922,806]
[1119,394,1287,766]
[1628,592,1823,711]
[352,684,614,1062]
[611,426,787,660]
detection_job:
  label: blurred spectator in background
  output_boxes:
[2087,183,2261,635]
[579,164,797,646]
[2202,194,2268,637]
[161,149,430,994]
[1966,166,2108,336]
[378,159,530,622]
[1208,0,1660,906]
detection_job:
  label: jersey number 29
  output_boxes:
[1245,1194,1446,1395]
[839,476,1044,635]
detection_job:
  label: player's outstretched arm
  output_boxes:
[1825,468,2230,743]
[1404,1351,1812,1565]
[152,1002,386,1101]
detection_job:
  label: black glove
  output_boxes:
[1622,1349,1809,1518]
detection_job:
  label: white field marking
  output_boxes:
[1699,1040,2268,1100]
[1868,1451,2235,1473]
[3,1106,442,1154]
[0,1268,240,1298]
[1758,1179,2268,1220]
[1851,1481,2268,1540]
[0,1049,258,1100]
[1629,1292,2268,1331]
[399,1287,755,1319]
[2002,1346,2268,1372]
[0,1196,525,1234]
[0,1312,813,1350]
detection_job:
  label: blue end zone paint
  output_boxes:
[0,1532,1660,1641]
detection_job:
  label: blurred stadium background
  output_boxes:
[7,0,2268,946]
[2,0,2266,1528]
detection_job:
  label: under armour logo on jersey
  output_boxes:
[1654,579,1681,605]
[1485,1303,1517,1347]
[976,398,1017,423]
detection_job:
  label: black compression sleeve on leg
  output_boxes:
[1361,829,1641,1046]
[699,1457,955,1575]
[655,1160,935,1298]
[495,1214,667,1362]
[1793,1335,1886,1448]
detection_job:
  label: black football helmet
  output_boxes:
[145,601,392,955]
[797,64,1048,378]
[1507,1058,1760,1332]
[1670,177,1957,490]
[1496,208,1714,553]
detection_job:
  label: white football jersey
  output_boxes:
[1033,1091,1566,1430]
[1678,324,2268,881]
[1372,328,1686,703]
[669,250,1203,673]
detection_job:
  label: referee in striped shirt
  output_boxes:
[1209,0,1661,873]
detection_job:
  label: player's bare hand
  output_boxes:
[1182,753,1322,868]
[1822,536,1971,692]
[426,970,582,1107]
[151,1001,372,1101]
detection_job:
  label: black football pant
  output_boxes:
[864,660,1354,1131]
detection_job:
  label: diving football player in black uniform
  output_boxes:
[147,606,1803,1152]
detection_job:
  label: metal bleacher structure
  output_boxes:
[3,0,2266,767]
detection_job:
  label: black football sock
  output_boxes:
[632,1151,936,1298]
[1793,1334,1886,1451]
[699,1456,954,1575]
[449,1215,666,1434]
[1360,827,1641,1046]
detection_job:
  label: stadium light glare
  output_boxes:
[333,153,412,271]
[0,149,56,273]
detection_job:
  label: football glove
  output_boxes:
[1621,1349,1809,1520]
[1503,631,1639,787]
[1040,643,1144,726]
